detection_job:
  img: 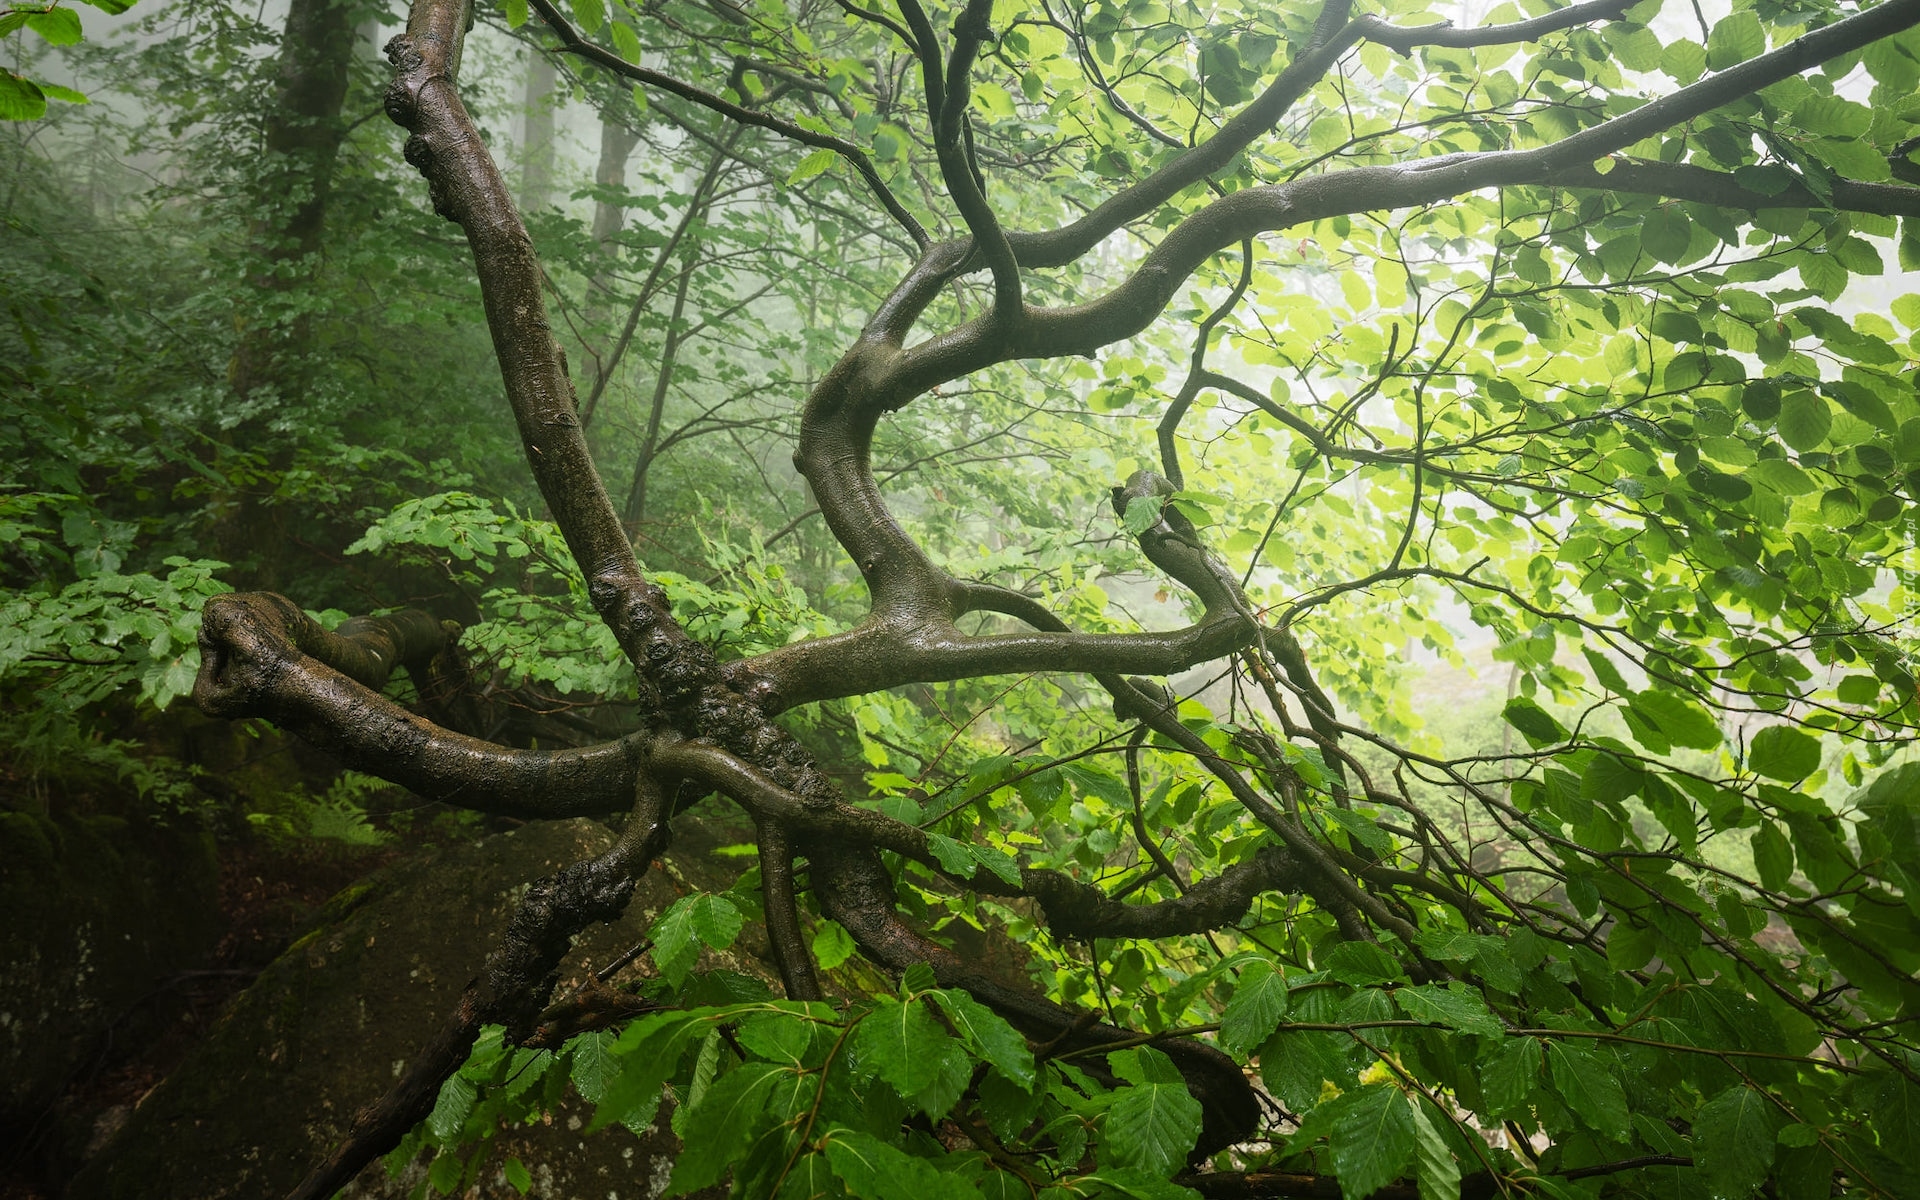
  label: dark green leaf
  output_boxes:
[667,1062,791,1195]
[1752,820,1794,890]
[1104,1073,1203,1178]
[1330,1086,1416,1200]
[1503,696,1567,748]
[853,996,951,1096]
[934,988,1035,1086]
[1544,1041,1628,1135]
[1750,726,1821,781]
[1393,984,1504,1037]
[1695,1085,1777,1195]
[1220,961,1290,1056]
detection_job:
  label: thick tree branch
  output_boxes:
[934,0,1023,320]
[1354,0,1632,54]
[195,593,644,817]
[733,607,1254,709]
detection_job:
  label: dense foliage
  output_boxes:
[6,0,1920,1195]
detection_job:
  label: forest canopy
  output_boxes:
[4,0,1920,1195]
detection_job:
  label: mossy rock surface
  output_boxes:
[0,808,222,1119]
[68,816,770,1200]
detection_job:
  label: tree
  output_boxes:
[14,0,1920,1193]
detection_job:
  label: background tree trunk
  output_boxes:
[517,51,558,213]
[230,0,358,398]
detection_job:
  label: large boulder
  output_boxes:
[67,815,770,1200]
[0,809,222,1125]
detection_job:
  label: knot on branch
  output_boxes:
[1109,471,1253,625]
[487,858,640,1038]
[193,592,301,718]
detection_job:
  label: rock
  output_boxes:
[67,815,773,1200]
[0,809,222,1123]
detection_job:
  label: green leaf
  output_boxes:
[569,0,605,34]
[1582,752,1644,806]
[608,20,641,60]
[1642,207,1692,264]
[929,832,978,878]
[812,918,856,970]
[1480,1037,1541,1119]
[426,1070,476,1140]
[649,894,741,985]
[1627,690,1722,751]
[1393,984,1503,1037]
[568,1030,621,1103]
[933,988,1035,1086]
[1123,494,1163,535]
[1662,40,1706,83]
[1408,1099,1461,1200]
[972,844,1023,886]
[0,73,48,121]
[1582,647,1632,694]
[1104,1070,1204,1178]
[825,1129,984,1199]
[1695,1085,1778,1195]
[502,0,528,27]
[853,996,951,1096]
[1707,12,1763,69]
[25,7,83,45]
[1778,392,1832,452]
[1544,1041,1628,1135]
[1751,820,1794,890]
[503,1156,532,1193]
[1220,960,1290,1055]
[1330,1086,1416,1200]
[787,148,837,185]
[1750,725,1821,781]
[691,893,744,949]
[1502,696,1567,748]
[666,1062,790,1195]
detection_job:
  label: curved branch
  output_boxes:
[934,0,1023,319]
[195,593,644,818]
[1026,845,1307,940]
[383,0,680,708]
[1354,0,1632,55]
[1545,156,1920,217]
[1159,240,1254,489]
[733,605,1254,709]
[1001,0,1359,270]
[883,0,1920,399]
[756,817,824,1000]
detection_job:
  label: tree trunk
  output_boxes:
[518,51,558,213]
[230,0,357,397]
[590,117,640,253]
[623,251,697,532]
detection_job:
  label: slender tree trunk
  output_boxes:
[231,0,358,397]
[590,117,640,252]
[518,51,558,213]
[623,252,697,532]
